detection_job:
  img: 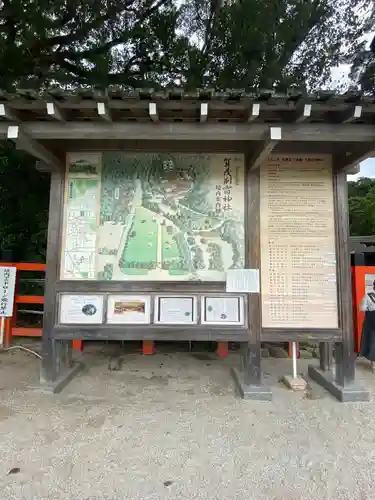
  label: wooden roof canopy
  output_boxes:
[0,87,374,174]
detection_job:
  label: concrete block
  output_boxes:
[282,375,307,391]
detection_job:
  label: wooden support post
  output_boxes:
[309,168,369,401]
[143,340,155,355]
[40,169,83,391]
[319,342,333,372]
[216,342,229,358]
[231,158,272,400]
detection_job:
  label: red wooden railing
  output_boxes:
[0,262,83,351]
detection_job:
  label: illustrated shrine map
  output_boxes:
[61,152,245,281]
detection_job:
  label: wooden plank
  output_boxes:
[7,125,64,171]
[333,167,355,385]
[243,157,262,385]
[0,122,373,143]
[262,330,342,342]
[52,325,249,341]
[55,280,226,293]
[249,127,281,170]
[40,169,65,382]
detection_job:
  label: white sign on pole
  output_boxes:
[0,267,17,317]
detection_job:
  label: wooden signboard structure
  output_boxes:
[0,88,373,401]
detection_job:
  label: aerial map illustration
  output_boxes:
[61,152,245,281]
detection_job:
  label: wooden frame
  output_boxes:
[1,89,372,400]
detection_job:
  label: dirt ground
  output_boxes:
[0,341,374,500]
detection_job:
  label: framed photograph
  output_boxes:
[154,296,197,324]
[59,294,104,324]
[201,296,245,325]
[107,295,151,324]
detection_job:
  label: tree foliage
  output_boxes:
[348,178,375,237]
[0,0,374,91]
[0,0,374,261]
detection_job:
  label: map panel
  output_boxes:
[61,152,245,281]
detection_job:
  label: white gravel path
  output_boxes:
[0,343,374,500]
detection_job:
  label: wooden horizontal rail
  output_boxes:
[12,327,42,337]
[15,295,44,304]
[0,262,46,271]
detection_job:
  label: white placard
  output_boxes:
[0,267,16,317]
[107,295,151,324]
[59,294,104,324]
[155,296,197,324]
[201,296,245,325]
[226,269,260,293]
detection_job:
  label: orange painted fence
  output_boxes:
[3,260,368,357]
[0,262,82,351]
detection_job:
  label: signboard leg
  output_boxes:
[319,343,333,372]
[0,317,5,348]
[231,341,272,401]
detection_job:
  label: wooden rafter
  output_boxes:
[97,102,112,121]
[295,104,312,123]
[200,103,208,123]
[0,104,19,121]
[7,125,64,171]
[149,102,158,122]
[46,102,66,121]
[249,127,282,170]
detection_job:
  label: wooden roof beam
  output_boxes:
[0,103,19,122]
[46,101,66,121]
[200,103,208,123]
[3,122,375,142]
[248,103,260,122]
[149,102,158,122]
[335,145,375,174]
[249,127,282,170]
[7,125,64,171]
[341,105,362,124]
[97,102,112,122]
[295,104,312,123]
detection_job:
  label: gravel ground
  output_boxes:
[0,342,374,500]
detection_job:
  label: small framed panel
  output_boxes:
[59,294,104,324]
[107,295,151,324]
[154,295,197,325]
[201,296,245,325]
